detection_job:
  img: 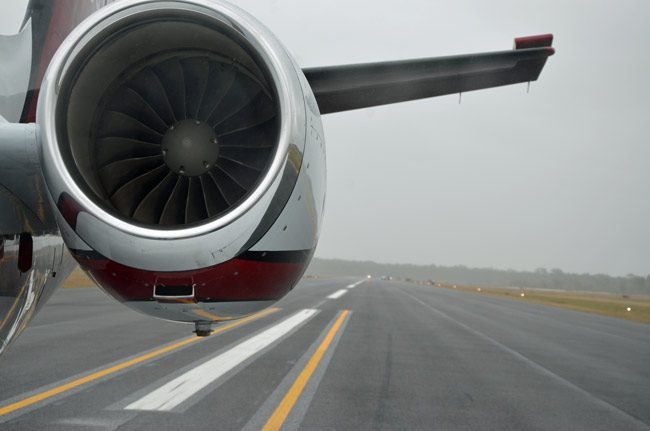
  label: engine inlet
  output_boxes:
[56,9,280,227]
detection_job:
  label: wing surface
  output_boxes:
[304,34,555,114]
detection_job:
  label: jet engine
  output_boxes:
[37,0,325,333]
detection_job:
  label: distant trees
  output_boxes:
[307,258,650,295]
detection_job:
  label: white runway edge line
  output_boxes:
[327,289,348,299]
[124,309,318,412]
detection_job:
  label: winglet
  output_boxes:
[304,34,556,114]
[514,34,555,55]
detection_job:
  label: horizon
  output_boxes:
[309,256,648,278]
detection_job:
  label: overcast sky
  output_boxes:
[2,1,649,276]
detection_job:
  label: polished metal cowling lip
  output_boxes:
[38,0,305,241]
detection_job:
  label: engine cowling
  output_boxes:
[37,0,325,330]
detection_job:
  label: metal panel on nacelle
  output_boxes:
[251,72,326,253]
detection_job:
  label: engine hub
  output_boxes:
[162,120,218,177]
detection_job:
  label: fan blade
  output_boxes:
[132,171,178,224]
[219,145,273,172]
[217,157,260,191]
[96,137,161,168]
[199,175,229,216]
[197,64,237,122]
[98,111,163,143]
[153,59,187,121]
[107,86,169,133]
[181,57,210,119]
[213,92,276,136]
[185,177,208,224]
[99,155,163,195]
[128,68,177,125]
[210,168,246,205]
[218,119,277,147]
[159,176,189,225]
[208,72,262,128]
[110,164,169,217]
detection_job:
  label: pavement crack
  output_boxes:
[373,332,393,429]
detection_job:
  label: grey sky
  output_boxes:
[2,1,649,276]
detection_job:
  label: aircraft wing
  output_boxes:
[304,34,554,114]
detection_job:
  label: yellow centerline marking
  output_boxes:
[0,307,279,417]
[262,310,350,431]
[192,308,234,321]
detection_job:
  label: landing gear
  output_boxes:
[194,321,213,337]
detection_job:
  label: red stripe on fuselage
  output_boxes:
[24,0,65,122]
[23,0,107,122]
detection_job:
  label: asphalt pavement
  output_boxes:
[0,277,648,430]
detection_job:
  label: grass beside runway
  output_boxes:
[425,282,650,324]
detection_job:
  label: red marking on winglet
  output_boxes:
[514,34,554,50]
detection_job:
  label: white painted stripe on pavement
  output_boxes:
[124,309,318,412]
[328,289,348,299]
[346,279,365,289]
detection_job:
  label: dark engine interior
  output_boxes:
[57,11,280,227]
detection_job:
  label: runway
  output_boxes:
[0,278,648,430]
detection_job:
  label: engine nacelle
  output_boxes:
[37,0,325,327]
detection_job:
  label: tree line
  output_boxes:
[306,258,650,295]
